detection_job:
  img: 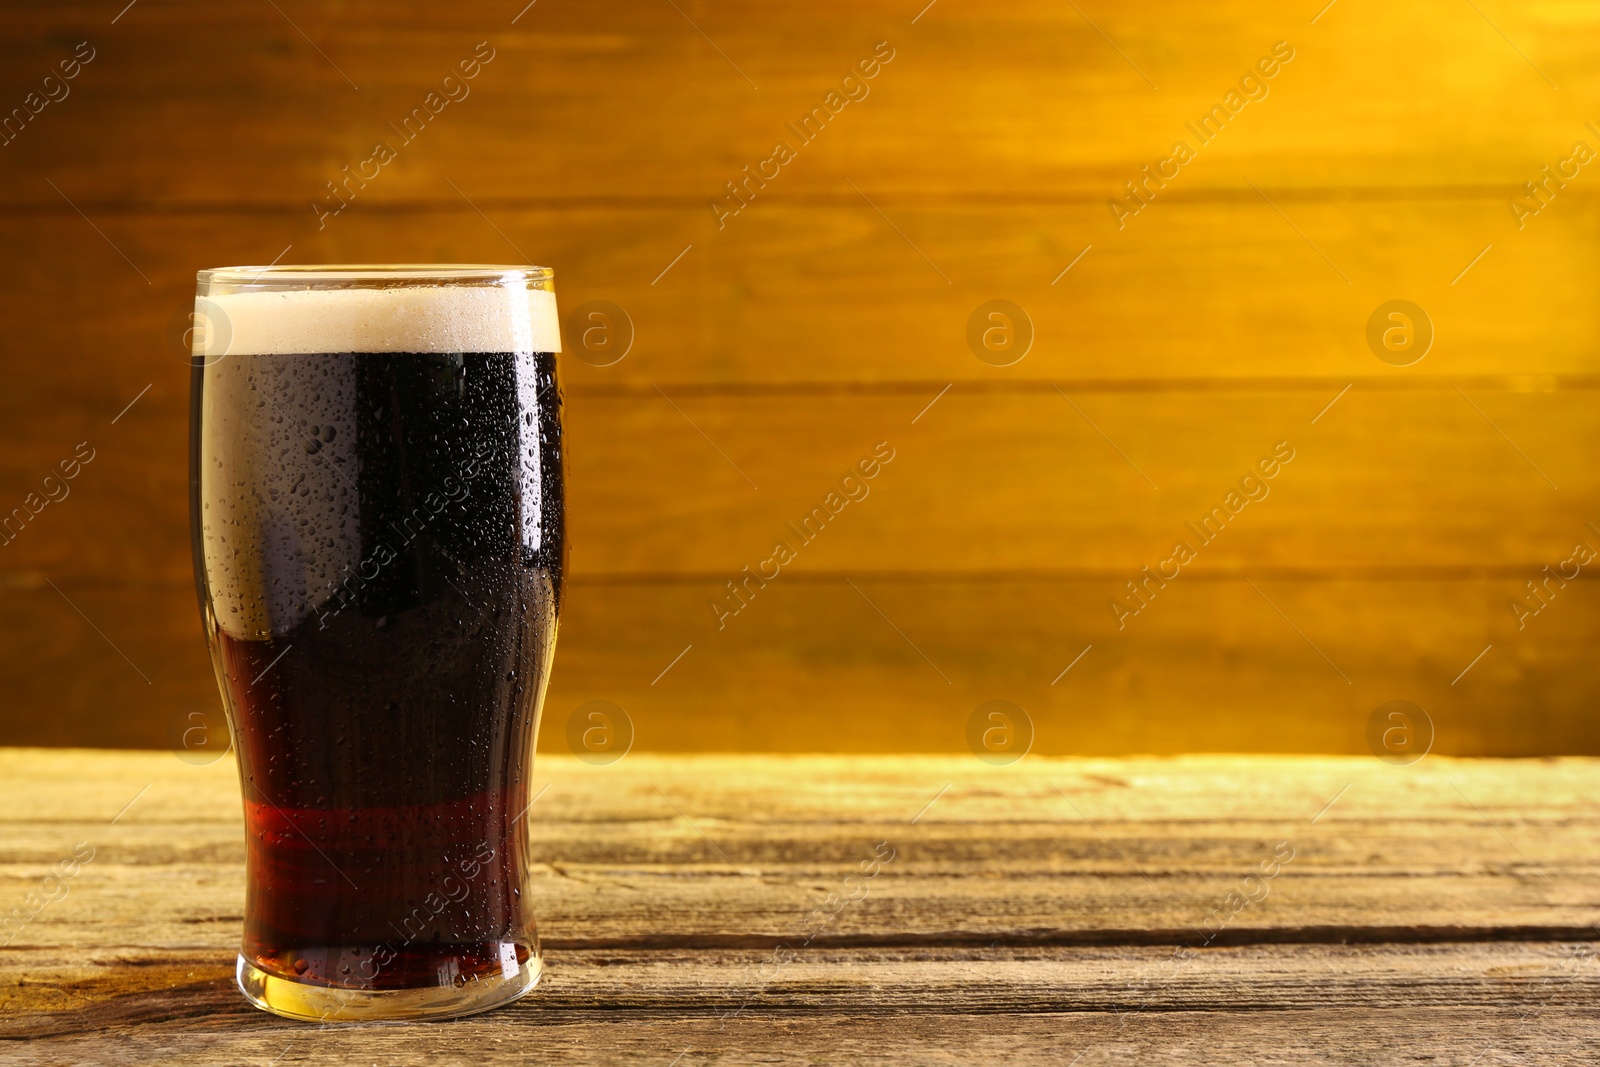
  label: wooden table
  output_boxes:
[2,750,1596,1064]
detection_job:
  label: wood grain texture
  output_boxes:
[10,1011,1600,1067]
[5,573,1600,754]
[1,751,1597,1063]
[0,0,1595,203]
[3,205,1599,386]
[7,384,1596,581]
[1,0,1598,753]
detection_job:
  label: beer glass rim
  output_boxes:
[197,264,552,288]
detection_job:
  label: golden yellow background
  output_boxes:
[1,0,1595,755]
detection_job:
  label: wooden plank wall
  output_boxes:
[0,0,1597,754]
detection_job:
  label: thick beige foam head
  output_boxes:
[198,285,561,356]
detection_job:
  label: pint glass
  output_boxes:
[188,266,563,1021]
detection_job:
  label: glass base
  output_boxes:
[236,949,541,1022]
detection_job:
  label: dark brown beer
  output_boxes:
[190,270,562,1020]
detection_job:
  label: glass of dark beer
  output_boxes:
[188,265,564,1021]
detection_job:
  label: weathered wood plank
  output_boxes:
[9,1008,1598,1066]
[7,752,1598,823]
[5,942,1599,1035]
[3,753,1595,950]
[8,861,1595,954]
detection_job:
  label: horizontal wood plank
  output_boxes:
[10,1008,1597,1065]
[4,752,1596,946]
[4,574,1599,752]
[4,387,1596,582]
[6,944,1600,1035]
[2,202,1597,389]
[0,0,1594,204]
